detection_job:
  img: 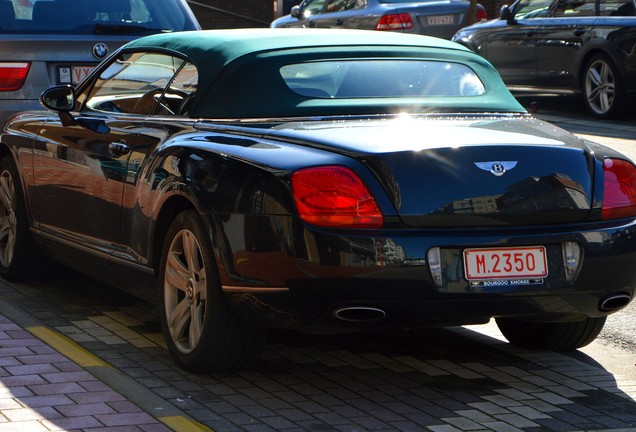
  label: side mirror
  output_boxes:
[291,5,301,18]
[500,5,515,21]
[39,85,108,133]
[40,85,75,112]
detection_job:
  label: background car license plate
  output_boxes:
[427,15,454,25]
[58,66,95,85]
[463,246,547,280]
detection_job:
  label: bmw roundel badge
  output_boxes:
[92,43,109,59]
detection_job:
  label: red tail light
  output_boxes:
[467,7,488,25]
[291,166,383,228]
[375,13,414,31]
[0,62,30,92]
[602,158,636,220]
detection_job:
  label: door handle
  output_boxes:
[336,19,344,25]
[109,142,130,157]
[573,28,586,36]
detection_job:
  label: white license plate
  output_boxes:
[463,246,548,280]
[59,65,95,85]
[427,15,454,25]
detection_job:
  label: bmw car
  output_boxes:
[271,0,487,39]
[1,29,635,372]
[0,0,200,130]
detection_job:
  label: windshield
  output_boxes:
[0,0,198,34]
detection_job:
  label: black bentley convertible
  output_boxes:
[0,29,634,372]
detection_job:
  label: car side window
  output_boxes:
[513,0,554,18]
[79,52,189,116]
[600,0,635,15]
[300,0,328,16]
[553,0,596,16]
[160,61,199,116]
[326,0,362,12]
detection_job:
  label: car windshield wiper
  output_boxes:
[94,23,172,35]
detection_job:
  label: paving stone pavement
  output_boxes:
[0,275,634,431]
[0,312,174,432]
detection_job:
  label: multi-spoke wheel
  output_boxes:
[0,157,39,280]
[496,316,606,351]
[0,166,17,270]
[159,210,266,372]
[583,54,627,119]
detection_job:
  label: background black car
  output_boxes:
[452,0,636,118]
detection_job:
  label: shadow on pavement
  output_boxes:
[1,271,636,430]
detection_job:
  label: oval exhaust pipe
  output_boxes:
[599,293,631,312]
[333,307,386,322]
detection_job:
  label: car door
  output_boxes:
[483,0,554,86]
[116,59,199,273]
[31,51,183,264]
[534,0,597,88]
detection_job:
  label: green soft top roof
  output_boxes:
[124,28,469,72]
[122,29,525,118]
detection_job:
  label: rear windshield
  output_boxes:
[280,60,486,98]
[0,0,198,34]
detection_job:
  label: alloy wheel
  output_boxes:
[585,58,616,116]
[163,228,207,354]
[0,169,17,268]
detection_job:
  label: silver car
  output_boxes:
[0,0,200,129]
[271,0,487,39]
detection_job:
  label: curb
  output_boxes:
[0,295,212,432]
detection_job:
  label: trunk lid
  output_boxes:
[269,116,595,227]
[1,36,134,98]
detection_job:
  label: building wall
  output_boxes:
[188,0,277,29]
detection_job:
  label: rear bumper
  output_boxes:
[220,216,636,332]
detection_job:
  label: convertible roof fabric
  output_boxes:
[122,29,525,118]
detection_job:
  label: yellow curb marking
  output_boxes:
[160,416,214,432]
[27,326,213,432]
[26,325,110,368]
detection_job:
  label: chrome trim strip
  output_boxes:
[222,286,289,293]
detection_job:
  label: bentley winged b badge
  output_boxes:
[475,161,518,177]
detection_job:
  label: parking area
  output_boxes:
[0,268,634,431]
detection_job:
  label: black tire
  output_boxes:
[0,156,41,281]
[496,316,606,351]
[159,210,267,372]
[582,53,628,119]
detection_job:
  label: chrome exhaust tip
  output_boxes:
[333,307,387,322]
[599,293,631,312]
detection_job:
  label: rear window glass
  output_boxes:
[280,60,486,98]
[0,0,197,34]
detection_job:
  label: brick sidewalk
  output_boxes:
[1,274,636,432]
[0,313,171,432]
